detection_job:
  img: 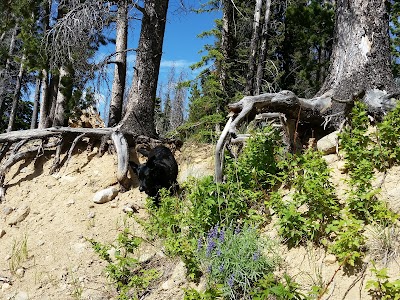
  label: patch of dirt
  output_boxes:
[0,142,399,299]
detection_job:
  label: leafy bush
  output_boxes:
[340,101,397,222]
[270,150,341,247]
[252,273,311,300]
[88,227,159,300]
[366,264,400,299]
[326,217,366,267]
[196,224,281,299]
[225,126,282,190]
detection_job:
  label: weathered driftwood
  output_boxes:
[214,89,399,183]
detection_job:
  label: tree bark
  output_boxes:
[53,66,71,126]
[121,0,169,137]
[255,0,272,95]
[108,0,128,127]
[0,23,18,116]
[245,0,263,95]
[318,0,396,100]
[38,69,50,129]
[220,0,233,91]
[6,54,25,133]
[30,76,41,129]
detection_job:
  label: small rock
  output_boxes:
[93,186,119,204]
[317,131,339,154]
[324,254,337,265]
[337,160,347,173]
[122,207,134,213]
[2,207,13,215]
[5,254,11,261]
[15,268,25,277]
[8,205,30,226]
[66,199,75,206]
[0,229,5,238]
[14,291,29,300]
[87,211,96,219]
[323,154,339,164]
[110,202,118,208]
[1,282,11,292]
[122,203,138,213]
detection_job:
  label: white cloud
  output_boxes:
[160,59,194,69]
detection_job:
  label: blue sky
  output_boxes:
[95,4,222,118]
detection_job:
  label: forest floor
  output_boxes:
[0,141,399,300]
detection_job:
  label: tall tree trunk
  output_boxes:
[38,1,51,129]
[245,0,263,96]
[121,0,169,137]
[318,0,396,100]
[31,76,41,129]
[53,66,71,127]
[255,0,272,95]
[47,74,59,127]
[38,69,50,129]
[0,23,18,116]
[7,55,25,132]
[220,0,233,92]
[108,0,128,127]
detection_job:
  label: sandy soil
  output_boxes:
[0,143,399,300]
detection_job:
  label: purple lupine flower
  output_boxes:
[218,228,225,242]
[227,274,235,287]
[207,265,212,273]
[219,264,224,272]
[207,224,219,240]
[234,226,241,235]
[216,248,222,256]
[252,251,260,261]
[206,240,216,257]
[197,238,202,251]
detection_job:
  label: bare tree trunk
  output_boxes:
[53,66,71,126]
[30,76,41,129]
[0,23,18,116]
[108,0,128,127]
[121,0,169,137]
[255,0,272,95]
[245,0,263,96]
[318,0,396,100]
[7,55,25,132]
[47,74,59,127]
[170,71,187,131]
[220,0,233,91]
[38,69,50,129]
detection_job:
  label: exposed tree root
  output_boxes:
[214,89,399,183]
[0,126,182,202]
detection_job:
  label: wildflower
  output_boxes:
[219,264,224,272]
[218,228,225,242]
[234,226,241,235]
[207,224,219,240]
[206,240,216,257]
[216,248,221,256]
[197,238,202,251]
[252,251,260,261]
[227,274,235,288]
[207,265,212,273]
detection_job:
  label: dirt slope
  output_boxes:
[0,143,399,300]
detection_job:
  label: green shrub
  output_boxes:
[197,224,281,299]
[225,126,282,190]
[366,263,400,299]
[252,273,311,300]
[88,227,159,300]
[270,150,341,247]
